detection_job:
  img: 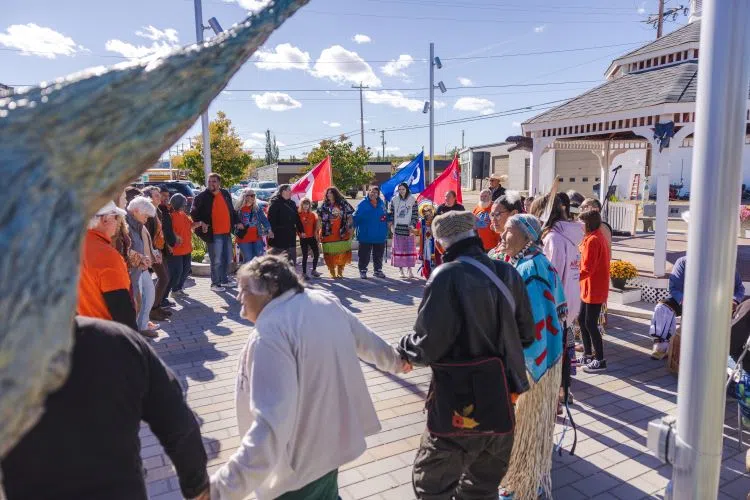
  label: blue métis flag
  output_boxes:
[380,151,425,202]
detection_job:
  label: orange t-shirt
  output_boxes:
[473,205,499,251]
[171,210,194,256]
[212,191,231,235]
[299,211,317,238]
[237,206,261,243]
[77,230,132,321]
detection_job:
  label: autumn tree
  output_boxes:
[265,129,280,166]
[182,111,250,186]
[306,135,372,194]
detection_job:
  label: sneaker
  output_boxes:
[574,355,593,366]
[311,270,322,278]
[171,289,187,298]
[374,270,386,279]
[408,268,414,278]
[149,308,169,321]
[140,329,159,339]
[399,267,406,278]
[160,298,175,307]
[651,341,669,360]
[583,359,607,373]
[210,284,225,292]
[223,279,237,288]
[360,270,368,279]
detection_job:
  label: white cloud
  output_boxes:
[353,34,371,44]
[365,90,424,112]
[323,121,341,128]
[276,140,286,147]
[385,146,400,152]
[251,132,266,139]
[243,138,262,149]
[381,54,414,78]
[512,121,522,128]
[311,45,381,87]
[227,0,273,13]
[252,92,302,111]
[454,97,495,115]
[105,25,180,60]
[254,43,311,70]
[458,77,473,87]
[534,25,546,33]
[0,23,86,58]
[637,2,647,14]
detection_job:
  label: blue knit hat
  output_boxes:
[508,213,542,243]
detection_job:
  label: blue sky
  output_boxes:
[1,0,687,161]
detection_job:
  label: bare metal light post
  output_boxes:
[647,1,750,498]
[193,1,224,182]
[424,43,446,182]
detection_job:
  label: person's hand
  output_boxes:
[268,230,275,239]
[175,235,183,245]
[201,222,209,233]
[235,223,244,230]
[142,255,152,268]
[401,360,413,374]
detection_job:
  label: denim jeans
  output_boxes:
[167,254,192,292]
[238,240,265,264]
[137,271,155,331]
[209,233,233,286]
[358,242,385,272]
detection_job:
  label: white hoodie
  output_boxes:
[542,221,584,321]
[211,289,403,500]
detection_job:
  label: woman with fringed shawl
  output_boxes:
[489,213,566,500]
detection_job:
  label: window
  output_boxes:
[647,116,653,125]
[694,49,699,58]
[676,52,682,61]
[646,59,652,68]
[595,177,600,182]
[660,56,666,64]
[569,178,576,182]
[558,177,564,182]
[640,117,646,126]
[582,177,589,182]
[668,54,674,63]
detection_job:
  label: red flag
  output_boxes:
[291,156,332,203]
[417,156,462,206]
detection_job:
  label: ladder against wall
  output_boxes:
[630,173,641,200]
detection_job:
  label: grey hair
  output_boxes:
[437,229,477,249]
[237,255,304,298]
[127,196,157,217]
[480,188,492,198]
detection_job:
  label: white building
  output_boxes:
[519,1,750,275]
[459,142,530,192]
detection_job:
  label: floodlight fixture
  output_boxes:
[437,81,447,94]
[208,17,224,35]
[423,101,430,114]
[434,56,442,69]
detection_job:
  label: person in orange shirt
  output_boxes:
[167,193,202,298]
[236,188,273,264]
[190,173,240,292]
[473,189,499,251]
[298,198,321,278]
[77,201,138,331]
[577,209,611,373]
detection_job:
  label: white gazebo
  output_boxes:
[520,2,750,277]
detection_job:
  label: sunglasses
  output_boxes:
[246,194,256,198]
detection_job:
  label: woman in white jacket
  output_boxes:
[210,255,410,500]
[531,194,583,408]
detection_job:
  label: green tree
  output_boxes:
[265,129,280,165]
[306,135,372,194]
[183,111,250,186]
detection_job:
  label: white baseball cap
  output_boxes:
[95,200,127,217]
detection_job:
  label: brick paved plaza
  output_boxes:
[140,263,750,500]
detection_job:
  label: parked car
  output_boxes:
[130,180,196,211]
[254,181,279,201]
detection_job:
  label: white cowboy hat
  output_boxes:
[489,173,509,182]
[95,200,127,217]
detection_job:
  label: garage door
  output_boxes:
[492,154,509,177]
[555,150,600,197]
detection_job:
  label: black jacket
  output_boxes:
[491,185,506,201]
[398,237,535,394]
[267,197,303,249]
[190,188,238,243]
[1,317,208,500]
[435,203,466,216]
[145,204,177,257]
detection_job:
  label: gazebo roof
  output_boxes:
[619,22,700,60]
[524,62,698,125]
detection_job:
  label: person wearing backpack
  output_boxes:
[397,210,535,500]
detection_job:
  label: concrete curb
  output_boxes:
[607,302,654,320]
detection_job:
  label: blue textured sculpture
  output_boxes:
[0,0,309,467]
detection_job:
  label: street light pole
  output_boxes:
[194,0,212,182]
[662,1,750,498]
[429,42,435,183]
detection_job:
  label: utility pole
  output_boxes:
[380,130,386,159]
[461,129,465,149]
[194,0,212,182]
[657,0,665,38]
[352,82,368,149]
[429,43,435,182]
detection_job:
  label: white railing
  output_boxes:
[605,201,638,235]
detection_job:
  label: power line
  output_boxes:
[0,40,644,65]
[362,0,643,14]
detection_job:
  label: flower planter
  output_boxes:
[611,277,628,290]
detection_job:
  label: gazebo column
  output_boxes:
[529,140,543,195]
[654,165,671,276]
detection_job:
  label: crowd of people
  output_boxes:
[15,168,725,500]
